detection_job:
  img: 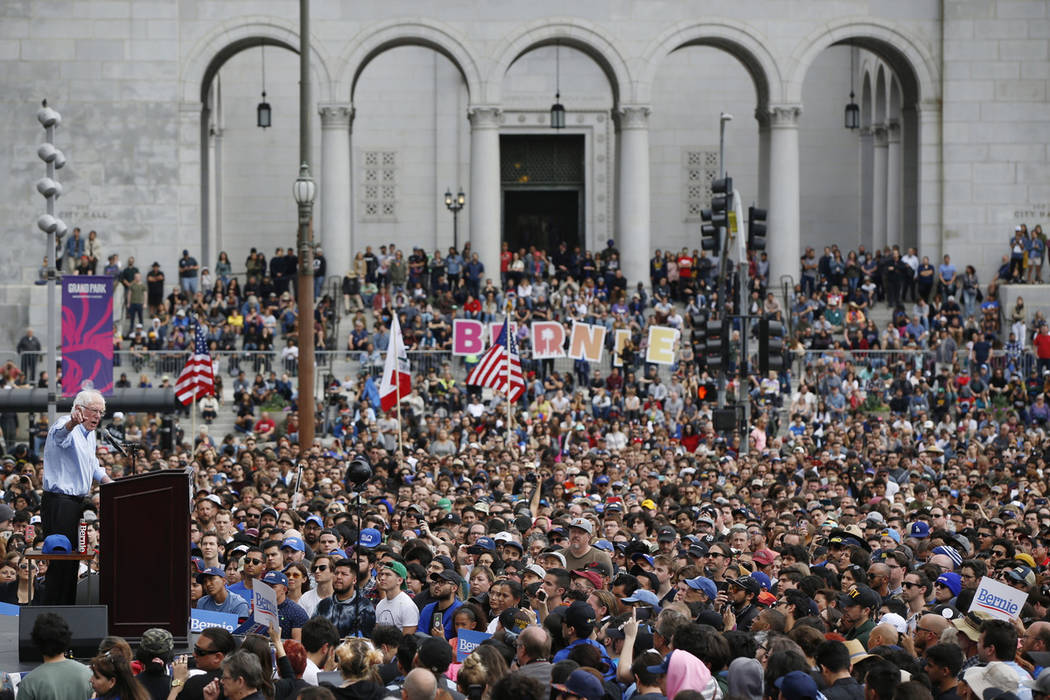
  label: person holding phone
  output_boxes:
[41,388,114,605]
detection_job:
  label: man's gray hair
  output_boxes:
[221,651,265,689]
[402,667,437,700]
[73,389,105,411]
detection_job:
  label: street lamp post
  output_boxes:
[36,100,68,424]
[444,188,466,249]
[295,0,316,451]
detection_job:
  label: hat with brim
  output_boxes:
[962,662,1020,700]
[552,669,604,700]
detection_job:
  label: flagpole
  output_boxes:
[505,306,512,450]
[190,323,197,459]
[395,373,404,474]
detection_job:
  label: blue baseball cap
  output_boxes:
[595,475,610,485]
[630,552,655,566]
[684,576,718,601]
[358,528,381,548]
[910,521,930,538]
[305,515,324,528]
[751,571,772,591]
[621,589,661,608]
[281,536,305,552]
[196,566,226,582]
[775,670,821,700]
[468,536,496,554]
[552,669,604,700]
[593,539,614,552]
[43,534,72,554]
[261,571,288,587]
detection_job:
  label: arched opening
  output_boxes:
[798,38,924,257]
[649,43,762,257]
[499,43,615,255]
[198,39,325,271]
[350,45,471,254]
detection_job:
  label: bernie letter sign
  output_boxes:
[969,576,1027,621]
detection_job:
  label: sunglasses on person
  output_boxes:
[244,557,263,566]
[194,646,220,656]
[312,564,329,572]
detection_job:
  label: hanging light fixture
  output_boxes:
[844,42,860,130]
[257,42,271,128]
[550,40,565,129]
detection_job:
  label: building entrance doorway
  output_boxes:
[501,134,584,254]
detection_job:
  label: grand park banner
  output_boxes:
[451,319,681,366]
[61,275,114,396]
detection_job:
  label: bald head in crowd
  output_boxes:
[402,668,437,700]
[867,623,900,650]
[914,614,950,653]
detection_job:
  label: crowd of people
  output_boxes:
[3,227,1050,700]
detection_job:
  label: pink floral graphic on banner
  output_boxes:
[61,276,114,397]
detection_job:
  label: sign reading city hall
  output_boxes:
[451,319,681,366]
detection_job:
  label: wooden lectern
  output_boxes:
[100,468,191,645]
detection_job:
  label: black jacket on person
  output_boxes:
[823,676,865,700]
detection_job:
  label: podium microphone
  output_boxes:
[100,428,128,457]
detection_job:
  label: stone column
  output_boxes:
[859,127,874,251]
[916,101,941,260]
[755,106,771,207]
[469,107,502,287]
[886,120,902,249]
[178,102,204,260]
[872,124,888,253]
[615,105,652,288]
[319,104,354,280]
[767,104,802,288]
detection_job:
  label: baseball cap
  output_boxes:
[568,518,593,534]
[281,536,305,552]
[729,575,760,595]
[552,669,604,700]
[304,515,324,528]
[1005,565,1036,588]
[910,521,931,538]
[752,549,778,566]
[593,539,614,552]
[621,589,661,608]
[261,571,288,587]
[751,571,772,591]
[196,566,226,582]
[0,504,13,523]
[839,584,880,610]
[382,561,408,581]
[358,528,382,548]
[467,536,496,554]
[563,601,597,631]
[570,570,603,589]
[429,570,462,585]
[1023,668,1050,694]
[141,628,174,656]
[684,576,718,601]
[42,534,72,554]
[658,527,677,542]
[775,670,822,700]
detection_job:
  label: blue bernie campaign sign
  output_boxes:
[190,609,239,633]
[456,629,491,662]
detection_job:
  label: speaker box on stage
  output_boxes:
[19,605,108,662]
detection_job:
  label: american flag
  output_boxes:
[175,322,215,405]
[466,317,525,402]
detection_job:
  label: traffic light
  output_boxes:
[704,319,730,373]
[711,176,733,228]
[700,208,720,253]
[758,318,785,375]
[748,206,767,251]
